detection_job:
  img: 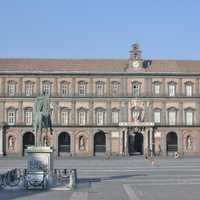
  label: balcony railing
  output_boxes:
[1,92,200,99]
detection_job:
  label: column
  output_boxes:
[71,100,76,125]
[54,77,58,96]
[18,77,23,96]
[72,77,75,96]
[123,101,129,122]
[162,77,166,96]
[195,78,199,96]
[161,132,167,156]
[89,100,94,125]
[36,77,40,96]
[161,102,166,125]
[178,132,183,154]
[178,102,183,125]
[106,78,110,96]
[18,101,23,124]
[178,78,182,97]
[122,77,127,97]
[89,78,93,96]
[0,125,4,156]
[196,101,200,125]
[124,128,129,156]
[89,131,94,156]
[1,77,5,96]
[71,132,76,156]
[0,101,5,124]
[53,101,59,125]
[106,100,111,125]
[145,78,152,96]
[106,132,111,156]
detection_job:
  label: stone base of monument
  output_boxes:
[24,146,53,190]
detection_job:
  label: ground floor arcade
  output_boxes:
[0,125,200,157]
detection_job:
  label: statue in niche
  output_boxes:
[186,135,192,151]
[79,136,86,150]
[8,136,15,150]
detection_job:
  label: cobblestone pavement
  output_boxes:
[1,156,200,200]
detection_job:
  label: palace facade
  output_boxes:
[0,43,200,157]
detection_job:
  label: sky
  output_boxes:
[0,0,200,60]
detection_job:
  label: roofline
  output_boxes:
[1,71,200,76]
[0,58,200,62]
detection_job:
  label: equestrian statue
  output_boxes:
[32,92,53,146]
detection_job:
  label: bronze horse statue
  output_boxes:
[33,93,53,146]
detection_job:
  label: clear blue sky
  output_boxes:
[0,0,200,60]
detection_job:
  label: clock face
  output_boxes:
[132,61,139,68]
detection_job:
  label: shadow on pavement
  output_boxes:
[78,173,147,184]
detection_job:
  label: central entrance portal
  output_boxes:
[128,132,143,155]
[94,131,106,155]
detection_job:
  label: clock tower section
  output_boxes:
[127,43,143,71]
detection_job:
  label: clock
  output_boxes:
[132,61,140,68]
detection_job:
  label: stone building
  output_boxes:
[0,43,200,157]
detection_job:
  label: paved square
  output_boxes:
[1,156,200,200]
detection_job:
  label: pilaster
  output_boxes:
[0,126,4,156]
[36,77,40,96]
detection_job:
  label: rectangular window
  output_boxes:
[8,110,16,125]
[25,83,33,96]
[42,83,51,96]
[154,84,160,95]
[112,111,119,124]
[79,111,86,125]
[8,83,16,96]
[169,111,176,125]
[96,111,104,125]
[61,110,69,125]
[154,111,161,123]
[169,84,176,97]
[112,82,119,96]
[25,110,32,125]
[185,85,192,97]
[96,83,104,96]
[61,83,69,97]
[186,111,193,125]
[79,83,87,96]
[132,84,140,96]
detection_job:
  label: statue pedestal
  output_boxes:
[25,146,53,189]
[26,146,53,174]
